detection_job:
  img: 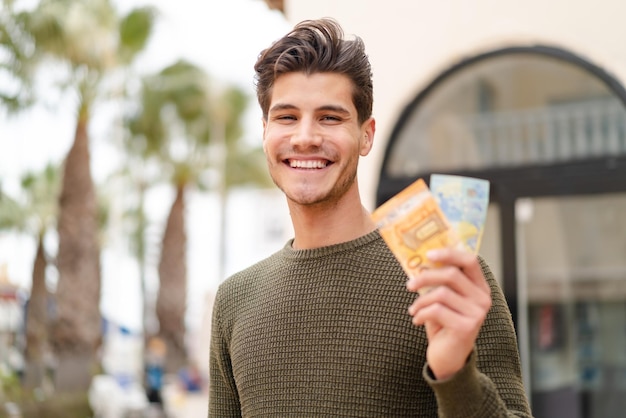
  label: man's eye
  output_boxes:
[322,115,341,122]
[276,114,296,121]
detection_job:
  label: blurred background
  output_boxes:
[1,0,291,416]
[2,1,626,417]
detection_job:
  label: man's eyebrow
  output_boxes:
[317,105,350,115]
[269,103,297,113]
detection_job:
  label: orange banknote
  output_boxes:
[372,179,461,288]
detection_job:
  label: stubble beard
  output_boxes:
[270,158,359,209]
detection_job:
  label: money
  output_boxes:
[372,176,490,294]
[429,174,490,254]
[371,179,461,284]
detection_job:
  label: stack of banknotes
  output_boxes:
[371,174,490,283]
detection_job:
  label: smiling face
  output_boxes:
[262,72,375,210]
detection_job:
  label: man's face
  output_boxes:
[262,72,374,209]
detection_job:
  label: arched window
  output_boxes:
[381,46,626,181]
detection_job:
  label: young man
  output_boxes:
[209,18,532,417]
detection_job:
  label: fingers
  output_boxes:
[407,284,489,327]
[406,248,490,296]
[405,247,492,328]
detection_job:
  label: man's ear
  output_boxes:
[360,117,376,156]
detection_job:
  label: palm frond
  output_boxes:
[0,7,37,113]
[0,184,25,230]
[118,6,157,64]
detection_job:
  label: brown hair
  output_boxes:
[254,18,373,124]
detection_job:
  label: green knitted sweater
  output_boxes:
[209,230,532,417]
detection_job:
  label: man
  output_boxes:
[209,18,532,417]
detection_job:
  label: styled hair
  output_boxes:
[254,18,373,124]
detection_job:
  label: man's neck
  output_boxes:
[287,194,377,250]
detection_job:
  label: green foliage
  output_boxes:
[0,2,36,112]
[19,392,92,418]
[126,59,215,186]
[2,0,157,114]
[0,369,22,402]
[26,0,117,69]
[118,6,157,63]
[125,58,273,193]
[0,185,24,230]
[14,163,60,237]
[1,370,92,418]
[221,86,248,146]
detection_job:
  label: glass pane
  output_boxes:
[386,53,626,177]
[517,194,626,418]
[479,204,503,285]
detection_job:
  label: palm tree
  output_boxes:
[126,60,271,372]
[18,166,60,391]
[127,60,213,373]
[0,164,60,391]
[14,0,156,391]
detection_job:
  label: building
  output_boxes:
[265,1,626,417]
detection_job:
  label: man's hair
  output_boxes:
[254,18,373,124]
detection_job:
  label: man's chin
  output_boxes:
[285,188,329,207]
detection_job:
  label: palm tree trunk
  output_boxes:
[156,183,188,373]
[23,234,48,390]
[52,113,102,392]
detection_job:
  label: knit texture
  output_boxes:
[209,230,532,417]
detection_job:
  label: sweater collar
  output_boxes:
[281,229,382,260]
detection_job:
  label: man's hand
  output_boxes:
[406,248,491,380]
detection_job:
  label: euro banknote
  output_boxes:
[429,174,490,254]
[371,178,461,283]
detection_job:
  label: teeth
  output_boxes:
[289,160,327,169]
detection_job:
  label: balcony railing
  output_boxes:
[468,98,626,167]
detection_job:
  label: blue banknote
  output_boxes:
[430,174,490,253]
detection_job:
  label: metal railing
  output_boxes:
[468,98,626,167]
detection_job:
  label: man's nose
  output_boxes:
[291,119,322,148]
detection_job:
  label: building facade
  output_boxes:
[268,1,626,417]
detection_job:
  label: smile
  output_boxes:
[287,159,330,169]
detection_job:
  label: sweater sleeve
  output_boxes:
[423,257,533,418]
[208,289,242,418]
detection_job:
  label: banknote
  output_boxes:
[429,174,490,254]
[371,178,461,287]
